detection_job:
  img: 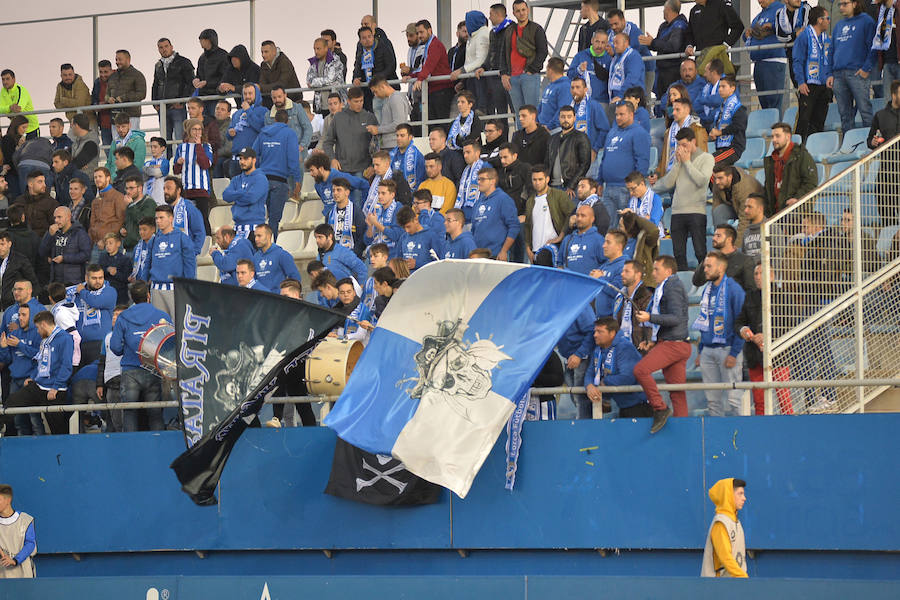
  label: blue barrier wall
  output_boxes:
[0,415,898,577]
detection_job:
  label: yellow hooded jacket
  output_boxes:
[704,477,748,577]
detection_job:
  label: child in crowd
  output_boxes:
[129,217,157,283]
[99,232,132,304]
[143,137,169,206]
[362,243,389,310]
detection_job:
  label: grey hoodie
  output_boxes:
[320,105,376,173]
[71,128,101,175]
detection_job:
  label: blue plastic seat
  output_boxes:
[734,137,766,169]
[751,134,802,168]
[650,117,666,141]
[824,103,842,132]
[871,96,887,113]
[782,105,798,129]
[814,194,849,225]
[707,140,716,154]
[828,160,856,179]
[745,108,780,138]
[754,169,766,186]
[822,127,869,163]
[659,237,673,257]
[805,131,840,162]
[649,146,659,173]
[817,163,826,183]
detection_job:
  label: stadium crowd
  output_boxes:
[0,0,898,435]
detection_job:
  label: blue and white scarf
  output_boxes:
[344,300,372,338]
[573,95,589,133]
[219,236,242,283]
[36,326,63,380]
[693,275,731,345]
[537,243,558,265]
[362,276,376,310]
[330,202,356,249]
[361,41,376,81]
[79,284,109,328]
[805,30,829,85]
[613,281,642,341]
[701,80,720,121]
[666,115,692,171]
[411,35,436,75]
[874,4,895,50]
[374,200,399,248]
[776,1,810,42]
[593,344,617,386]
[391,144,421,190]
[716,92,741,149]
[493,18,514,33]
[609,47,633,94]
[173,198,189,237]
[455,159,483,210]
[647,274,671,342]
[132,239,149,279]
[364,167,392,214]
[447,110,475,150]
[579,193,600,208]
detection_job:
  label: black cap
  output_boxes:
[237,147,256,158]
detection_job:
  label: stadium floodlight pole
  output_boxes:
[249,0,256,61]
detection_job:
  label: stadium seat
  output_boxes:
[827,160,856,179]
[659,237,673,257]
[871,96,887,113]
[745,108,780,138]
[877,224,900,258]
[750,134,801,168]
[860,193,880,227]
[822,127,869,163]
[297,199,325,229]
[650,117,666,141]
[805,131,840,162]
[687,304,702,342]
[648,146,659,173]
[814,193,848,224]
[209,206,234,232]
[734,137,766,169]
[278,229,305,256]
[824,103,842,132]
[300,173,318,200]
[413,137,430,156]
[754,169,766,186]
[817,163,826,182]
[200,236,212,256]
[280,200,300,230]
[197,265,218,283]
[707,141,716,154]
[296,230,319,260]
[782,105,798,128]
[212,177,230,199]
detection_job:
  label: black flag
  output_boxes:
[170,279,344,505]
[325,438,443,506]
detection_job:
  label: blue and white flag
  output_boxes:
[324,260,604,497]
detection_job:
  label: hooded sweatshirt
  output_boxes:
[223,45,261,88]
[599,122,652,187]
[538,76,573,130]
[443,230,477,259]
[701,478,748,578]
[196,29,230,96]
[222,168,268,225]
[252,122,302,180]
[227,83,267,153]
[110,302,172,370]
[70,128,101,174]
[105,129,147,179]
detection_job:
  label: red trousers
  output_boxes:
[634,340,692,416]
[748,365,794,415]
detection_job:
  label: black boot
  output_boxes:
[650,407,672,434]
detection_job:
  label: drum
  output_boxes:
[305,338,363,396]
[138,322,177,380]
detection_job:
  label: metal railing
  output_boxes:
[761,132,900,415]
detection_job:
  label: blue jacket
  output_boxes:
[696,80,724,126]
[599,123,651,186]
[538,76,573,130]
[568,48,612,102]
[747,1,787,61]
[147,229,197,284]
[593,255,626,318]
[443,230,477,259]
[264,100,313,156]
[417,208,445,231]
[1,298,45,332]
[252,122,302,180]
[75,282,117,342]
[319,242,367,283]
[574,96,611,151]
[211,235,255,285]
[661,77,705,114]
[471,189,521,256]
[315,169,370,217]
[0,321,41,380]
[390,145,426,191]
[254,243,302,290]
[110,302,172,371]
[584,332,646,409]
[557,306,595,359]
[223,168,268,225]
[243,279,272,293]
[635,106,651,133]
[33,327,74,390]
[399,227,443,271]
[559,226,605,275]
[696,276,746,357]
[607,48,645,100]
[792,27,832,86]
[830,14,876,73]
[227,83,267,153]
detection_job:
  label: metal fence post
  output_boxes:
[159,100,167,145]
[852,166,865,413]
[761,221,774,415]
[421,78,429,138]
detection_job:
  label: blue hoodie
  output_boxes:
[696,80,723,126]
[747,1,787,61]
[471,188,521,256]
[584,331,646,409]
[399,227,443,271]
[592,254,626,318]
[0,319,41,380]
[223,168,268,225]
[539,76,573,130]
[252,122,302,180]
[557,306,596,359]
[465,10,488,35]
[661,77,705,114]
[227,83,267,153]
[418,208,445,231]
[33,327,74,390]
[254,243,302,290]
[568,47,612,102]
[110,302,172,371]
[830,13,876,73]
[559,226,605,275]
[315,169,370,217]
[696,276,746,357]
[443,230,476,259]
[211,235,255,285]
[76,282,117,342]
[574,95,611,151]
[607,48,645,100]
[1,298,45,332]
[147,229,197,284]
[319,242,367,283]
[599,123,651,186]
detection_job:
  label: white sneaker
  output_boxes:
[264,417,281,428]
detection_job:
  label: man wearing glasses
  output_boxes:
[470,168,520,261]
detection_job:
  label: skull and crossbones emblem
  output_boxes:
[356,454,408,493]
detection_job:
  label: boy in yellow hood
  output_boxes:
[701,477,748,577]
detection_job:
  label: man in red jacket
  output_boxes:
[409,20,454,125]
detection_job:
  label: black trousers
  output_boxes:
[483,75,511,116]
[7,382,69,434]
[427,87,455,125]
[670,212,708,271]
[618,402,654,418]
[796,84,832,142]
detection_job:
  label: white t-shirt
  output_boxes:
[531,194,557,249]
[103,332,122,383]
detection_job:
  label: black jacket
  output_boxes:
[483,22,514,75]
[53,163,93,208]
[734,287,762,368]
[718,104,748,157]
[352,39,398,84]
[223,45,260,88]
[438,147,466,185]
[196,30,230,97]
[448,41,467,72]
[511,126,551,168]
[688,0,744,51]
[38,222,93,286]
[152,52,195,101]
[651,15,690,71]
[0,250,38,310]
[546,129,591,191]
[112,164,143,194]
[498,159,532,215]
[868,104,900,149]
[692,248,756,291]
[615,283,655,353]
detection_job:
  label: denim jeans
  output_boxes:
[600,185,630,227]
[700,346,744,416]
[875,62,900,98]
[266,180,290,240]
[753,60,786,114]
[832,69,873,132]
[99,126,112,147]
[509,73,542,126]
[163,106,187,147]
[559,353,590,420]
[10,378,43,436]
[121,368,163,432]
[712,203,737,228]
